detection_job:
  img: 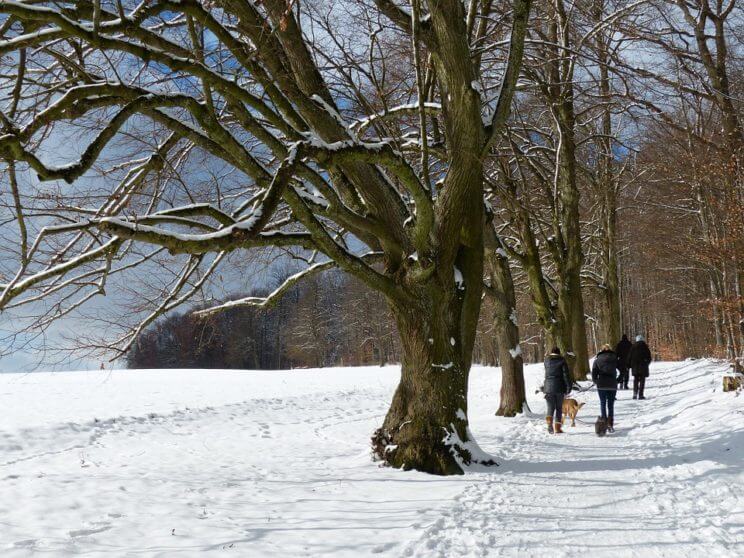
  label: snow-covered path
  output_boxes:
[406,361,744,556]
[1,360,742,556]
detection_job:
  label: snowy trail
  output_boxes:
[1,361,743,556]
[405,361,744,557]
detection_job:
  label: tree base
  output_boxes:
[496,399,531,417]
[371,425,498,475]
[371,427,463,475]
[723,375,743,392]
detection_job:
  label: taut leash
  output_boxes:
[571,381,596,393]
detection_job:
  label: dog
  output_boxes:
[595,416,608,437]
[562,398,585,427]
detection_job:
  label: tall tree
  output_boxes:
[0,0,531,474]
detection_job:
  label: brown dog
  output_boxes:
[562,398,585,427]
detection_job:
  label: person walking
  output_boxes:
[629,335,652,399]
[592,344,620,432]
[543,347,572,434]
[615,334,632,390]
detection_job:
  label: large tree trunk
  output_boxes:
[372,238,492,475]
[371,0,501,475]
[371,292,490,475]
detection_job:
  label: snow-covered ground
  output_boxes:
[1,360,742,557]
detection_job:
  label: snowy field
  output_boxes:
[1,360,742,557]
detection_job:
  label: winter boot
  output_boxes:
[554,422,564,434]
[608,417,615,433]
[546,416,554,434]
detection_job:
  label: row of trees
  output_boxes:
[1,0,741,474]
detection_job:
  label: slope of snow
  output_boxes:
[1,361,742,556]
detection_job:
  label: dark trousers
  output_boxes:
[598,389,616,419]
[633,376,646,398]
[617,366,629,388]
[545,393,565,423]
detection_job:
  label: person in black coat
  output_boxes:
[592,344,619,432]
[629,335,652,399]
[615,334,632,390]
[543,347,572,434]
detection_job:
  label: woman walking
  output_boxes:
[543,348,572,434]
[592,344,620,432]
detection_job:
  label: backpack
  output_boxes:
[595,416,608,437]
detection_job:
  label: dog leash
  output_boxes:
[571,381,596,393]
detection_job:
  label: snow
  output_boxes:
[1,360,743,556]
[443,424,498,472]
[300,131,390,153]
[351,102,442,132]
[293,184,330,208]
[470,80,484,102]
[310,94,354,138]
[453,267,464,289]
[508,345,522,359]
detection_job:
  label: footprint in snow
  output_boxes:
[371,542,396,553]
[69,522,112,538]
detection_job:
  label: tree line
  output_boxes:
[127,270,400,370]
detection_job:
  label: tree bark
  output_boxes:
[599,185,622,345]
[485,230,526,416]
[371,280,492,475]
[553,105,590,380]
[593,18,622,347]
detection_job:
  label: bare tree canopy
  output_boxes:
[0,0,532,474]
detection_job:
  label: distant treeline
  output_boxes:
[126,259,687,371]
[126,271,401,370]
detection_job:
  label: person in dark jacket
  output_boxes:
[543,347,572,434]
[629,335,652,399]
[592,344,620,432]
[615,334,632,390]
